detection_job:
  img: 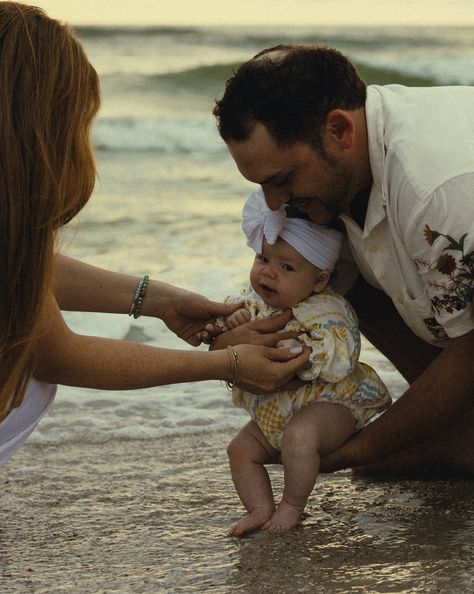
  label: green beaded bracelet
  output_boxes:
[129,274,150,318]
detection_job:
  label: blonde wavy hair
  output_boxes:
[0,2,100,418]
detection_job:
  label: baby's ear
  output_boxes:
[313,269,331,293]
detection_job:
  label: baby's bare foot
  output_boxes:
[229,507,274,537]
[263,500,304,533]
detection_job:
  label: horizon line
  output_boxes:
[71,22,474,28]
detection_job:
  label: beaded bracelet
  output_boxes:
[225,345,240,389]
[129,274,150,319]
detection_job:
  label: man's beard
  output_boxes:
[289,159,352,222]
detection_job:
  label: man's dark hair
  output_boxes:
[213,44,366,149]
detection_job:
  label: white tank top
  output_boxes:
[0,378,57,466]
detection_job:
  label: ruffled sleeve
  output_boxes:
[291,291,361,383]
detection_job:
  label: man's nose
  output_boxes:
[261,185,290,211]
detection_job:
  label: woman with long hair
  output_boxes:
[0,2,307,465]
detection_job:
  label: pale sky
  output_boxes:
[33,0,474,27]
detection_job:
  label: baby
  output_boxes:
[220,189,391,535]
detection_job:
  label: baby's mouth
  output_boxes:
[260,282,276,294]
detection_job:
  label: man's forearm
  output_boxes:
[324,330,474,468]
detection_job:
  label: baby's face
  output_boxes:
[250,238,329,309]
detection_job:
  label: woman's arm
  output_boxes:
[54,254,142,313]
[33,295,309,393]
[54,255,241,345]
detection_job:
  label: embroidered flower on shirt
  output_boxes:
[423,224,440,246]
[437,253,457,275]
[420,225,474,317]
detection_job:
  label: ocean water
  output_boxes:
[35,25,473,447]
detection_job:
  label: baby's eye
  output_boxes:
[257,254,268,263]
[282,264,295,272]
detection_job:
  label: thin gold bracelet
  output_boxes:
[225,345,240,389]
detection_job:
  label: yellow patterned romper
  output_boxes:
[225,286,391,450]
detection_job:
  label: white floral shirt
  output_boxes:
[342,84,474,345]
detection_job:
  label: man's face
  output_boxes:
[228,122,354,225]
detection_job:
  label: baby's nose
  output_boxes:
[262,264,277,278]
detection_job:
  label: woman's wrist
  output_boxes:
[128,275,150,318]
[139,279,173,320]
[225,345,241,386]
[183,347,234,383]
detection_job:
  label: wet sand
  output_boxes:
[1,430,473,593]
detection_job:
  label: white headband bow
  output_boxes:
[242,188,342,270]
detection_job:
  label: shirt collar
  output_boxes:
[360,85,387,238]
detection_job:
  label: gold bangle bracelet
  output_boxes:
[225,345,240,388]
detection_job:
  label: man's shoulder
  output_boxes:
[369,85,474,205]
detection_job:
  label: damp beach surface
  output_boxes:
[1,431,473,593]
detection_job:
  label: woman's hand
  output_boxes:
[232,342,310,394]
[208,312,308,393]
[146,281,242,346]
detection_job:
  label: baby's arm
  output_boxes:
[223,307,251,330]
[214,289,255,333]
[204,291,249,336]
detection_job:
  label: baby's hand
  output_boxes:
[276,338,302,350]
[224,307,251,329]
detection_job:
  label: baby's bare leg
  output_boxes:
[264,402,356,533]
[227,420,279,536]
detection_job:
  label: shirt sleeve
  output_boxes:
[292,295,361,383]
[405,174,474,339]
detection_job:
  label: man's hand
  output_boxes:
[320,434,359,473]
[209,310,295,350]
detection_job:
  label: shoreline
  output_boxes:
[1,430,473,593]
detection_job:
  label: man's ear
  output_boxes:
[313,269,331,293]
[325,109,355,151]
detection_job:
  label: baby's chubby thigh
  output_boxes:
[281,402,356,457]
[227,420,280,468]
